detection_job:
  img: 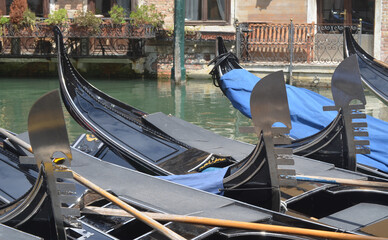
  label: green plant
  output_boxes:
[129,4,165,28]
[0,16,9,25]
[74,10,102,33]
[109,5,126,24]
[184,26,200,36]
[45,9,68,25]
[21,9,36,30]
[163,26,173,38]
[0,16,9,36]
[159,26,200,39]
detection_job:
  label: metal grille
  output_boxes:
[237,21,360,64]
[0,19,154,58]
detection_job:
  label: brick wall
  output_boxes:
[140,0,174,28]
[382,0,388,61]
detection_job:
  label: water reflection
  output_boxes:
[0,78,386,146]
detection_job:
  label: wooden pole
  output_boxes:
[70,171,186,240]
[290,175,388,189]
[82,206,385,240]
[0,128,32,152]
[172,0,186,83]
[373,58,388,69]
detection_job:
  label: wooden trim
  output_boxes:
[317,0,323,24]
[344,0,352,25]
[43,0,49,18]
[0,0,5,15]
[131,0,137,11]
[202,0,207,21]
[185,0,231,25]
[88,0,96,13]
[185,20,230,26]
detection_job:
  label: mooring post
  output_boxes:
[172,0,186,83]
[289,18,294,85]
[358,18,363,45]
[235,20,241,59]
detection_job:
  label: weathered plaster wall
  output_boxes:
[381,0,388,61]
[235,0,307,24]
[145,39,234,79]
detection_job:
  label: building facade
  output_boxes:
[0,0,385,79]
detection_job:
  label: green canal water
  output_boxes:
[0,77,387,145]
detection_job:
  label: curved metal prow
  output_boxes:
[28,90,79,240]
[250,71,296,210]
[324,55,370,171]
[250,71,291,135]
[331,55,366,107]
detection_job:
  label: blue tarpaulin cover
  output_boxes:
[220,69,388,173]
[158,167,228,195]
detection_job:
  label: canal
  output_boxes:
[0,77,387,145]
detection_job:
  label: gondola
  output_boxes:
[209,37,388,177]
[55,26,303,211]
[344,27,388,104]
[54,24,387,210]
[0,92,364,240]
[52,26,388,236]
[2,131,352,240]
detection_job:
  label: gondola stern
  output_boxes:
[222,71,296,212]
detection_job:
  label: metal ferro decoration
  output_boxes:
[28,90,79,240]
[250,71,297,210]
[323,54,370,171]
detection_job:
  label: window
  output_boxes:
[2,0,47,17]
[94,0,112,16]
[27,0,44,17]
[317,0,374,33]
[89,0,135,17]
[185,0,230,25]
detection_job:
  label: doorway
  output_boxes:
[317,0,374,34]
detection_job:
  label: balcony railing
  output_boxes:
[0,19,156,58]
[236,21,361,64]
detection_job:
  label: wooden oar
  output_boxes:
[1,131,386,240]
[69,170,186,240]
[282,175,388,189]
[0,128,186,240]
[81,206,385,240]
[373,58,388,69]
[0,128,32,152]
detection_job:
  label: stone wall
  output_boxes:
[145,38,235,79]
[382,0,388,61]
[235,0,307,24]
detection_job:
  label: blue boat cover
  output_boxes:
[220,69,388,173]
[159,167,228,195]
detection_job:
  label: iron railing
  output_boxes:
[0,19,155,58]
[236,21,360,64]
